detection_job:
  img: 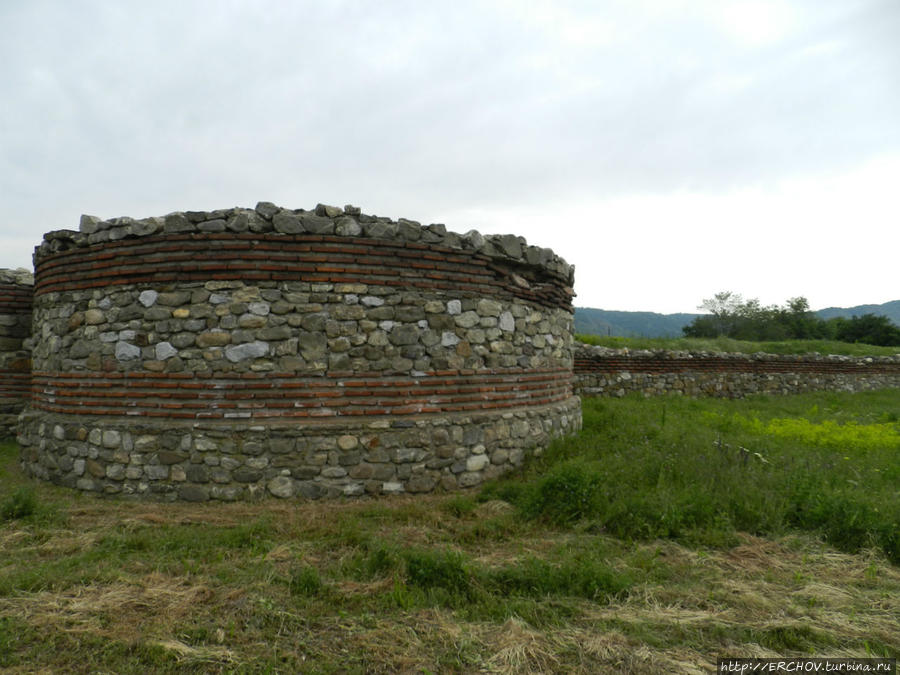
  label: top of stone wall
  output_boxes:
[0,268,34,286]
[35,202,574,286]
[575,343,900,364]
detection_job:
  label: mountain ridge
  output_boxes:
[574,299,900,337]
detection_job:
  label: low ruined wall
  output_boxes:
[0,269,33,437]
[19,202,581,500]
[574,345,900,398]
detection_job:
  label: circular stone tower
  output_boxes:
[18,203,580,501]
[0,268,33,438]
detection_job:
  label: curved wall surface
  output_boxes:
[19,203,580,500]
[0,269,33,437]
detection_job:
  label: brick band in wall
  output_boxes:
[0,284,34,312]
[34,235,572,311]
[31,368,573,419]
[575,355,900,375]
[0,371,31,399]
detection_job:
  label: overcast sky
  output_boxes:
[2,0,897,313]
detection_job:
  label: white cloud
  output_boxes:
[435,152,900,313]
[708,0,798,46]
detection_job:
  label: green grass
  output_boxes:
[1,485,38,520]
[483,389,900,562]
[576,334,900,356]
[1,391,900,671]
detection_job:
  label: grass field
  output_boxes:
[2,389,899,673]
[576,334,900,357]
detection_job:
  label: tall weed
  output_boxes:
[487,391,900,562]
[1,487,37,521]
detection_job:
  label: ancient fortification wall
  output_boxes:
[18,203,581,501]
[574,345,900,398]
[13,200,898,502]
[0,269,33,438]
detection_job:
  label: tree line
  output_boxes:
[683,292,900,346]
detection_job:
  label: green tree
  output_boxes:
[831,314,900,346]
[683,293,830,341]
[689,291,744,337]
[779,297,827,340]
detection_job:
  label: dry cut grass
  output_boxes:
[1,488,898,674]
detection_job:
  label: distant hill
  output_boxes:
[816,300,900,326]
[574,299,900,338]
[574,307,700,337]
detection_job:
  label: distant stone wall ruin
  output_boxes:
[574,345,900,398]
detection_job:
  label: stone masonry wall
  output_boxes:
[18,202,581,501]
[0,269,33,437]
[575,345,900,398]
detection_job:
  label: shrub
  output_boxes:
[403,548,471,596]
[288,564,323,597]
[343,543,400,581]
[786,479,900,563]
[519,461,604,525]
[1,487,37,521]
[488,556,631,601]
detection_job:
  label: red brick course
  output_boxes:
[574,355,900,376]
[33,234,572,311]
[31,368,574,420]
[0,284,33,312]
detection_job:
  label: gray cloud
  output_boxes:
[1,0,898,309]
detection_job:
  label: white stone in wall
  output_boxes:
[224,341,269,362]
[382,482,404,494]
[115,341,141,361]
[155,342,178,360]
[361,296,384,307]
[138,290,158,307]
[466,454,490,472]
